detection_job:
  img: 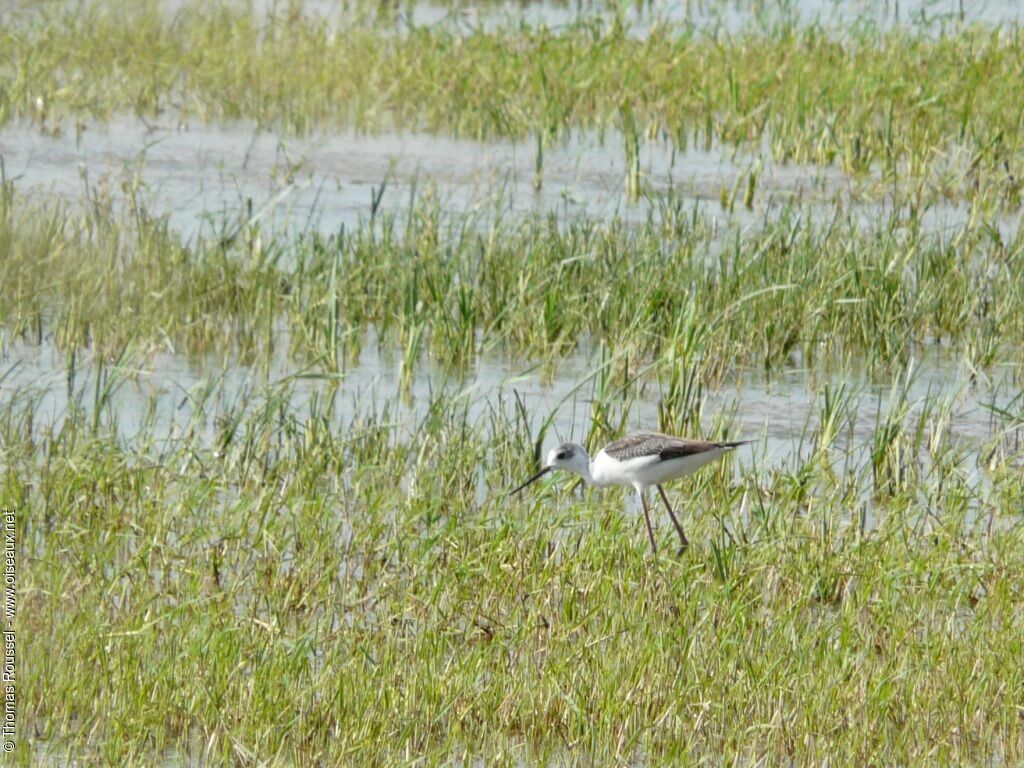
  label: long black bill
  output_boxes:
[508,466,552,496]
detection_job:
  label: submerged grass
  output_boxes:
[3,0,1024,199]
[5,356,1024,765]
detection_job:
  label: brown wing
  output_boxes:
[602,431,746,462]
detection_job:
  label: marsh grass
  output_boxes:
[4,2,1024,763]
[3,1,1024,203]
[6,350,1024,765]
[3,184,1023,762]
[2,182,1022,383]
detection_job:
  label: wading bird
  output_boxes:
[511,431,747,554]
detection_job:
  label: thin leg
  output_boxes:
[657,484,689,553]
[639,491,657,554]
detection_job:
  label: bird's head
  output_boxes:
[545,441,590,475]
[510,441,590,494]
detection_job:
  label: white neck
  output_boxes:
[575,453,596,486]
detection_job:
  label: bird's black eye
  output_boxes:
[555,451,568,460]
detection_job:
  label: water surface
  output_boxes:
[2,117,863,240]
[4,332,1020,507]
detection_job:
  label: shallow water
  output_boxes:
[4,330,1020,503]
[7,111,1020,252]
[1,116,862,240]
